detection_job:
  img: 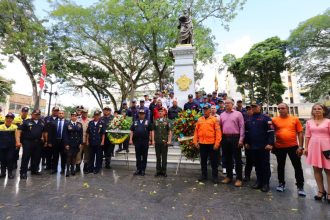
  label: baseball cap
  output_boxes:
[203,103,211,109]
[32,109,41,115]
[52,106,60,111]
[5,112,15,119]
[21,107,29,112]
[103,106,111,111]
[93,110,102,115]
[138,109,145,114]
[188,94,193,98]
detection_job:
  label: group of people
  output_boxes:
[0,90,329,204]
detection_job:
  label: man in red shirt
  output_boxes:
[272,103,305,196]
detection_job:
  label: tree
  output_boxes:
[227,37,287,104]
[287,9,330,102]
[0,0,47,109]
[0,76,14,103]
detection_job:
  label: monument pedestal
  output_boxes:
[172,44,196,108]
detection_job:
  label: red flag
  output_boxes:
[39,62,47,89]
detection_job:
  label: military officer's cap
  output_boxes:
[251,100,262,107]
[138,109,145,114]
[203,103,211,109]
[32,109,41,115]
[93,110,102,115]
[103,106,111,111]
[188,94,193,98]
[5,112,15,119]
[52,106,60,111]
[21,107,29,112]
[71,111,77,115]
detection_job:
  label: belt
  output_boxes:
[223,134,240,137]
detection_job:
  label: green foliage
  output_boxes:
[227,37,287,104]
[0,0,47,109]
[287,9,330,102]
[0,76,14,103]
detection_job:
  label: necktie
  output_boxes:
[57,120,63,139]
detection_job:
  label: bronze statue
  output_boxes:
[178,9,193,44]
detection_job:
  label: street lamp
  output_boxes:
[44,83,58,116]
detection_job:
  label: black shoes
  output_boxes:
[198,175,208,182]
[314,191,327,201]
[116,148,123,153]
[252,182,262,189]
[133,170,141,176]
[20,173,27,179]
[0,172,6,178]
[154,172,162,177]
[105,164,112,169]
[31,171,42,175]
[261,184,270,193]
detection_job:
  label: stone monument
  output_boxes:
[173,10,195,108]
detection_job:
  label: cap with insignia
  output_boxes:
[5,112,15,119]
[188,94,193,98]
[138,109,145,114]
[71,111,77,116]
[32,109,41,115]
[93,110,102,115]
[203,103,211,109]
[21,107,29,112]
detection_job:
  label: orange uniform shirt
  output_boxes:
[193,115,222,147]
[272,115,303,148]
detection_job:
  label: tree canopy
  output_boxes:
[287,9,330,102]
[227,37,287,104]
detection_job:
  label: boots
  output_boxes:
[105,158,111,169]
[71,165,76,176]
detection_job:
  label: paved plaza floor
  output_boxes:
[0,156,329,220]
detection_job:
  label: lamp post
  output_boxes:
[44,82,58,116]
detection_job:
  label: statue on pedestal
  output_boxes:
[178,9,193,44]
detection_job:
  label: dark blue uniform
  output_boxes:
[130,119,152,173]
[43,115,57,169]
[63,121,83,175]
[184,101,199,112]
[87,120,105,173]
[101,115,114,168]
[245,113,274,188]
[0,124,17,177]
[19,119,45,175]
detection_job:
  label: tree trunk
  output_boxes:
[17,55,40,109]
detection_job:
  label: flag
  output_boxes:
[214,73,218,91]
[39,62,47,90]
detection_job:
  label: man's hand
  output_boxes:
[129,140,133,145]
[244,144,250,149]
[167,141,171,145]
[296,147,304,157]
[16,142,21,148]
[213,144,219,151]
[238,140,244,148]
[265,145,273,151]
[100,142,104,146]
[195,143,200,149]
[303,149,308,156]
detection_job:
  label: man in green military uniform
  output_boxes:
[152,107,172,177]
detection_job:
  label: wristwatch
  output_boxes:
[298,146,304,150]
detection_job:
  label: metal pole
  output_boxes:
[47,83,53,116]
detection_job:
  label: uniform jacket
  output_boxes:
[193,115,222,147]
[86,120,105,146]
[245,113,275,150]
[152,118,170,144]
[130,119,152,142]
[0,124,17,149]
[19,119,45,141]
[63,121,83,147]
[48,118,69,144]
[184,102,200,112]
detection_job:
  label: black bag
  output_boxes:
[323,150,330,160]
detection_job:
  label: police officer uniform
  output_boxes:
[13,107,30,169]
[130,109,152,176]
[184,94,200,111]
[101,106,114,169]
[86,110,105,174]
[0,113,17,179]
[44,106,59,171]
[19,109,46,179]
[245,102,274,192]
[63,112,83,177]
[152,109,171,177]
